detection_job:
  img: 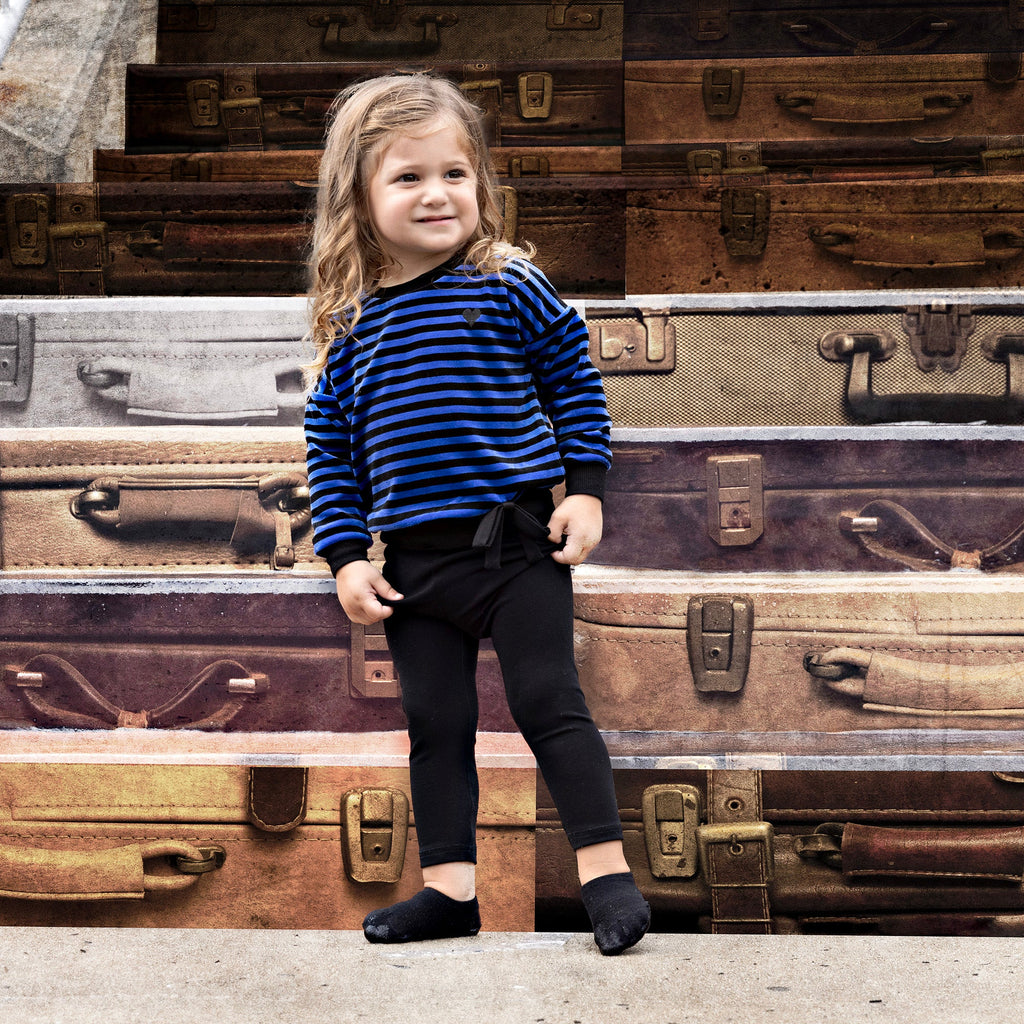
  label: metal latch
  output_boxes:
[587,309,676,374]
[696,821,775,883]
[159,0,216,31]
[691,0,729,39]
[686,595,753,693]
[642,784,701,879]
[0,312,34,404]
[509,155,551,177]
[170,157,213,181]
[349,622,400,699]
[342,788,409,883]
[517,72,554,119]
[186,79,221,127]
[720,188,769,256]
[706,454,764,546]
[547,3,603,30]
[702,68,743,116]
[902,304,976,372]
[687,149,723,184]
[5,193,50,266]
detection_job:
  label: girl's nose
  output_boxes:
[420,177,448,204]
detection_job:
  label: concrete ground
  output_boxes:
[2,926,1022,1024]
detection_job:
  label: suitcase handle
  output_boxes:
[0,841,226,900]
[819,328,1024,424]
[777,89,969,125]
[782,14,956,55]
[809,222,1024,268]
[3,653,269,730]
[69,473,311,570]
[308,12,456,57]
[77,356,306,421]
[796,822,1024,883]
[836,498,1024,571]
[804,647,1024,716]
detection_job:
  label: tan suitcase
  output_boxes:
[0,427,318,573]
[0,733,535,929]
[572,566,1024,750]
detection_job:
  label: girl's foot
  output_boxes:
[580,872,651,955]
[362,887,481,943]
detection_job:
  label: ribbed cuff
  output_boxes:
[563,461,607,502]
[322,540,372,577]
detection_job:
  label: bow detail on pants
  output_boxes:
[471,500,551,570]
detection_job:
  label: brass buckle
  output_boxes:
[186,79,221,127]
[697,821,775,884]
[5,193,50,266]
[342,788,409,883]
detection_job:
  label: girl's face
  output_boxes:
[365,120,480,285]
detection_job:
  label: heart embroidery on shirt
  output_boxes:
[462,308,482,325]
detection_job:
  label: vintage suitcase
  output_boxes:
[537,767,1024,935]
[0,298,310,427]
[626,175,1024,294]
[0,179,623,297]
[584,297,1024,426]
[0,734,534,929]
[93,145,623,182]
[571,565,1024,746]
[155,0,624,63]
[0,577,514,732]
[0,427,319,573]
[123,61,624,153]
[591,426,1024,573]
[624,55,1024,144]
[623,138,1024,184]
[623,1,1024,58]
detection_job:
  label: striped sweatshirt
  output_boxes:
[304,257,611,573]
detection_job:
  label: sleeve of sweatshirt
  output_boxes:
[506,262,612,499]
[304,367,374,573]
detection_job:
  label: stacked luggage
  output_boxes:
[3,0,1024,938]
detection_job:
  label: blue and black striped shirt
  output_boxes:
[304,257,611,573]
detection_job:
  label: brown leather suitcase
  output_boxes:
[623,1,1024,59]
[155,0,624,63]
[0,179,623,297]
[571,565,1024,746]
[585,298,1024,426]
[0,577,514,732]
[0,299,309,427]
[623,137,1024,183]
[0,427,317,573]
[626,175,1024,294]
[123,61,624,152]
[0,736,534,929]
[625,55,1024,143]
[538,767,1024,935]
[591,427,1024,573]
[93,145,623,181]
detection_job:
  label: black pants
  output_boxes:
[381,495,623,868]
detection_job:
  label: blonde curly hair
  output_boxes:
[304,73,534,385]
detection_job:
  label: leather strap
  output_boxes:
[247,766,308,832]
[52,184,107,296]
[221,69,264,150]
[703,770,773,934]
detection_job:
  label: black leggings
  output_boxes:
[381,503,623,868]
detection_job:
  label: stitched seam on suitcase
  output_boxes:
[583,639,1024,654]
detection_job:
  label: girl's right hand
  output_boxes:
[335,560,403,624]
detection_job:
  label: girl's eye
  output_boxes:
[397,173,418,183]
[446,168,469,180]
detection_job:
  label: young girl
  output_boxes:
[304,73,649,955]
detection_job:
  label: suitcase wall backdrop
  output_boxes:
[5,0,1024,942]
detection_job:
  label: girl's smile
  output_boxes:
[366,121,480,285]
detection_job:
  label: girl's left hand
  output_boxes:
[547,493,603,565]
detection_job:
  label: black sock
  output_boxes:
[580,872,651,955]
[362,887,481,944]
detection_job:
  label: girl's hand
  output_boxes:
[335,560,403,624]
[547,494,603,566]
